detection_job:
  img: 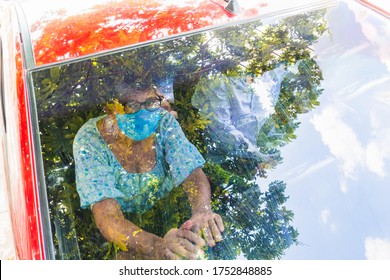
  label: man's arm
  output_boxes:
[181,168,224,247]
[92,198,205,259]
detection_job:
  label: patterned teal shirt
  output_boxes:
[73,110,205,214]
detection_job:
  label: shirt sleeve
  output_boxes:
[158,112,205,186]
[73,120,125,209]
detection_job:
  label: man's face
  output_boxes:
[123,87,163,114]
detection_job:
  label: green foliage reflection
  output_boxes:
[33,10,327,260]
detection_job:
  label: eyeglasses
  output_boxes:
[126,97,163,112]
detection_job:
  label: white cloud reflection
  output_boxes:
[365,237,390,259]
[310,106,365,181]
[311,102,390,187]
[320,209,337,233]
[348,0,390,72]
[366,128,390,178]
[321,209,330,224]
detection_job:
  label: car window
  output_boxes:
[31,3,388,260]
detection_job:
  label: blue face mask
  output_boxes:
[116,109,161,141]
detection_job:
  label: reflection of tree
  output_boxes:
[34,10,327,260]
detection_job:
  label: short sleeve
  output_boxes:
[73,119,125,209]
[158,112,205,186]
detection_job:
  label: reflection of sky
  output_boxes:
[260,1,390,259]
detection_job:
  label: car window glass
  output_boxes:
[31,5,376,260]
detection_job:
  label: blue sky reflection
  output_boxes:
[266,1,390,259]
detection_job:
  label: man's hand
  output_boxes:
[156,226,206,260]
[183,212,224,247]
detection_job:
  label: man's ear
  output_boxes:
[161,100,178,119]
[104,99,125,114]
